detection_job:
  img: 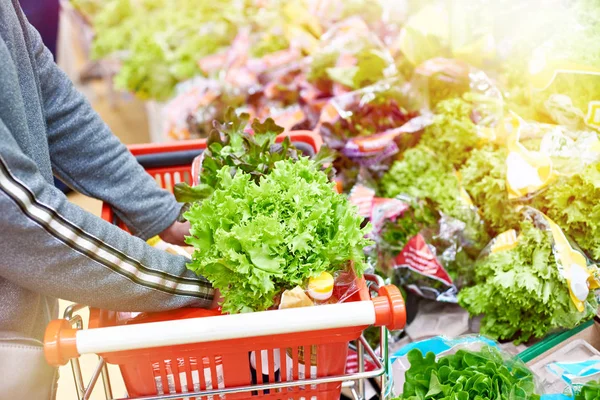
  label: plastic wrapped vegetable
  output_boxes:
[533,161,600,261]
[380,145,488,246]
[390,335,541,400]
[528,0,600,131]
[459,145,521,235]
[458,208,600,344]
[173,111,335,211]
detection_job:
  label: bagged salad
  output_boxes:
[458,208,600,345]
[307,16,398,98]
[390,335,541,400]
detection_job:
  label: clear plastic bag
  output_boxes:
[457,207,600,345]
[350,171,487,303]
[307,16,398,98]
[390,335,541,399]
[318,78,429,192]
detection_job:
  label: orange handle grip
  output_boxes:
[44,319,79,366]
[372,284,406,331]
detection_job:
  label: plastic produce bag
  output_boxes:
[390,335,541,399]
[529,338,600,397]
[544,359,600,400]
[527,0,600,132]
[458,207,600,344]
[349,179,486,304]
[318,78,429,192]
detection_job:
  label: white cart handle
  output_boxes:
[45,285,405,366]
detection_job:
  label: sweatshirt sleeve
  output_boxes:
[24,18,179,240]
[0,118,214,312]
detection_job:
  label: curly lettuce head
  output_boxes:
[184,157,372,313]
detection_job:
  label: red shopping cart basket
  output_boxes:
[45,131,406,400]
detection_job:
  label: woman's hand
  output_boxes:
[159,220,191,246]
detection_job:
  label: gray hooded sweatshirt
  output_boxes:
[0,1,214,398]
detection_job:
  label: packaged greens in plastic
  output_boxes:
[529,338,600,397]
[318,78,428,192]
[375,143,490,299]
[485,113,600,260]
[543,358,600,400]
[351,145,489,302]
[390,335,541,399]
[458,207,600,345]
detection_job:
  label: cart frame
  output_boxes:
[61,274,392,400]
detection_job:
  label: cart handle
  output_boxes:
[44,284,405,366]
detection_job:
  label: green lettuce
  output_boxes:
[533,162,600,260]
[459,146,521,235]
[397,347,540,400]
[184,158,371,313]
[174,111,335,217]
[458,219,597,344]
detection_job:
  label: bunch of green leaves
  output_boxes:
[184,158,372,313]
[380,145,487,247]
[458,219,598,344]
[418,98,480,168]
[307,33,395,94]
[397,347,540,400]
[379,145,489,289]
[174,110,335,212]
[533,162,600,260]
[575,380,600,400]
[459,146,522,235]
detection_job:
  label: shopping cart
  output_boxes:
[44,132,406,400]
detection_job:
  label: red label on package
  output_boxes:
[394,235,453,286]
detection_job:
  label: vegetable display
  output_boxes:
[459,146,520,235]
[184,157,371,313]
[78,0,600,359]
[397,347,540,400]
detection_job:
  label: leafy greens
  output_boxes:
[575,380,600,400]
[397,347,540,400]
[184,158,371,313]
